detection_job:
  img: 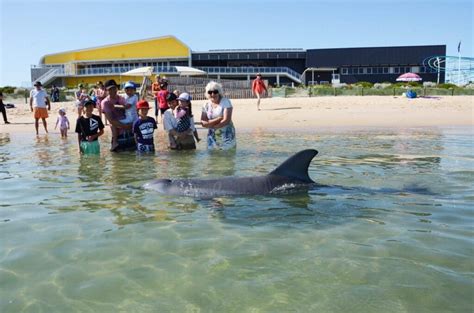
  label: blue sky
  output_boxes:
[0,0,472,86]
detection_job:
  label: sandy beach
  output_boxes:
[0,95,472,134]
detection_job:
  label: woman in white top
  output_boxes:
[200,81,236,150]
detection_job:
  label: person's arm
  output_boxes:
[104,111,131,130]
[29,93,33,112]
[88,128,104,142]
[45,96,51,110]
[77,133,82,154]
[213,107,232,129]
[200,111,222,128]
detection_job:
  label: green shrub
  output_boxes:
[354,81,373,88]
[0,86,15,94]
[437,83,457,89]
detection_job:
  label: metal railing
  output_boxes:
[77,66,178,76]
[197,66,302,82]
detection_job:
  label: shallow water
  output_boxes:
[1,127,473,312]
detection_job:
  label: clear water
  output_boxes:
[1,127,473,312]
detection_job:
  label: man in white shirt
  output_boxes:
[29,81,51,135]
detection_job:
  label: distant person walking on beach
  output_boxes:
[201,81,236,150]
[157,81,170,123]
[54,108,70,138]
[0,92,10,124]
[30,81,51,135]
[252,73,267,110]
[50,85,60,102]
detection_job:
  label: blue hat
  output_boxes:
[178,92,192,101]
[124,81,135,89]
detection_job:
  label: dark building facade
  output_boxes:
[305,45,446,84]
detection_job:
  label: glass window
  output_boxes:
[342,68,348,75]
[383,67,389,74]
[394,67,400,74]
[366,67,372,74]
[348,68,353,74]
[405,67,411,73]
[359,68,364,74]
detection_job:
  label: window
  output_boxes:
[366,67,372,74]
[342,68,348,75]
[378,67,384,74]
[394,67,400,74]
[405,67,411,73]
[383,67,389,74]
[348,68,353,74]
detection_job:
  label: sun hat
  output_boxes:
[34,81,42,87]
[166,93,177,102]
[136,100,150,109]
[178,92,192,102]
[59,108,66,113]
[124,81,135,89]
[104,79,118,90]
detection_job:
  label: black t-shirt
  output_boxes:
[75,114,104,141]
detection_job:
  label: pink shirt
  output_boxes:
[101,95,126,121]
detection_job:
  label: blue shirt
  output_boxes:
[133,117,157,145]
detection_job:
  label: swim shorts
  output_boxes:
[80,140,100,154]
[34,107,48,119]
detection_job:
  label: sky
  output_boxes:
[0,0,472,86]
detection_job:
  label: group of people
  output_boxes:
[28,78,238,155]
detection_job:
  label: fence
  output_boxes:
[271,87,474,97]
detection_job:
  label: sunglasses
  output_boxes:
[207,90,219,95]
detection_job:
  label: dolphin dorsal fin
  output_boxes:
[269,149,318,183]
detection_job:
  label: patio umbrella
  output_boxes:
[122,66,154,76]
[175,66,206,76]
[396,72,422,82]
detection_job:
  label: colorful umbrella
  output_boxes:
[396,72,422,82]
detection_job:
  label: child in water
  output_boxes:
[176,93,200,142]
[54,108,70,138]
[120,81,139,124]
[133,100,157,152]
[75,100,105,154]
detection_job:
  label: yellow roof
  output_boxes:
[41,35,190,64]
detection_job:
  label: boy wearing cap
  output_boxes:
[75,100,105,154]
[133,100,157,152]
[30,81,51,135]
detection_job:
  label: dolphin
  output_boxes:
[143,149,318,198]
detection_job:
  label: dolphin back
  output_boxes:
[269,149,318,183]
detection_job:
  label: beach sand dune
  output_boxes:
[1,96,472,134]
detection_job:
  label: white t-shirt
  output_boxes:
[163,108,196,132]
[202,97,232,119]
[30,89,48,108]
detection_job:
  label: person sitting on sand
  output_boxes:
[100,79,132,151]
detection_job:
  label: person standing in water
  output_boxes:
[30,81,51,135]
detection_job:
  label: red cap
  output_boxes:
[136,100,150,109]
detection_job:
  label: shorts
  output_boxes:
[34,107,48,119]
[75,100,84,108]
[80,140,100,154]
[137,143,155,152]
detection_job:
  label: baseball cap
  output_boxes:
[34,81,42,87]
[104,79,118,89]
[178,92,192,102]
[84,99,96,107]
[59,108,66,113]
[124,81,135,89]
[166,93,177,102]
[136,100,150,109]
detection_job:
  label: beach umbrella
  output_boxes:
[396,72,422,82]
[175,66,206,76]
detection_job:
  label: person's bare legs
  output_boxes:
[34,118,39,135]
[42,118,48,133]
[110,126,119,151]
[256,93,261,110]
